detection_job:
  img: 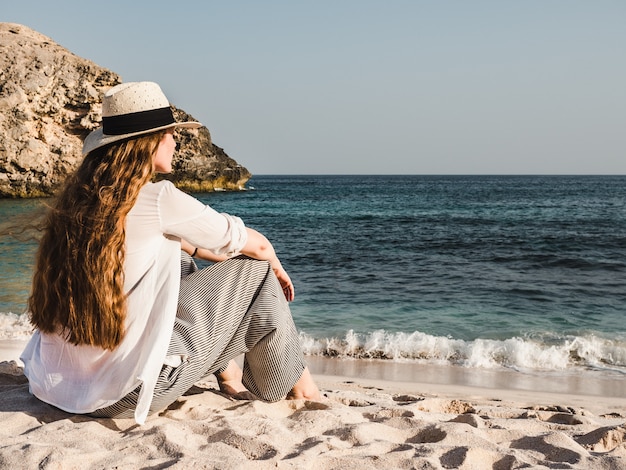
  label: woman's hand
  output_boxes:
[240,229,296,301]
[270,257,295,302]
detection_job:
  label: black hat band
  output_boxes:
[102,107,175,135]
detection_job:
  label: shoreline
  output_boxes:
[2,339,625,400]
[306,356,626,399]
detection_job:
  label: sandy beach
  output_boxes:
[1,343,625,470]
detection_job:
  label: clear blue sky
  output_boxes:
[5,1,626,175]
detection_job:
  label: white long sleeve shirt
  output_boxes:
[21,181,247,424]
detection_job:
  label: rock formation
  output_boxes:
[0,23,251,198]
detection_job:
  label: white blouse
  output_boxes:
[21,181,247,424]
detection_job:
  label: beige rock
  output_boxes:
[0,23,250,197]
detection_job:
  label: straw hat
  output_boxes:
[82,81,202,156]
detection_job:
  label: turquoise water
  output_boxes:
[0,198,42,316]
[2,175,625,376]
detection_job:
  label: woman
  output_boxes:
[21,81,319,424]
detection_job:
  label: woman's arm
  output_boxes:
[181,228,295,301]
[181,238,230,263]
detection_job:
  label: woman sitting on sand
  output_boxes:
[20,81,320,424]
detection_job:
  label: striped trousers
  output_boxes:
[91,253,306,419]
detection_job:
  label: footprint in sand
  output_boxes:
[575,425,626,453]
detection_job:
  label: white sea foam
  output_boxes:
[299,329,626,373]
[0,312,32,340]
[3,309,624,374]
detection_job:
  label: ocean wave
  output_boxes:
[0,312,32,340]
[3,310,624,375]
[299,329,626,373]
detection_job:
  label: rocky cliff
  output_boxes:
[0,23,250,198]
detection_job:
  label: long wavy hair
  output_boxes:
[28,131,165,350]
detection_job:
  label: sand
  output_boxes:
[1,352,625,470]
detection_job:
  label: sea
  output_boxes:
[1,175,625,395]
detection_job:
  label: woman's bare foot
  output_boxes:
[287,367,321,401]
[216,360,257,400]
